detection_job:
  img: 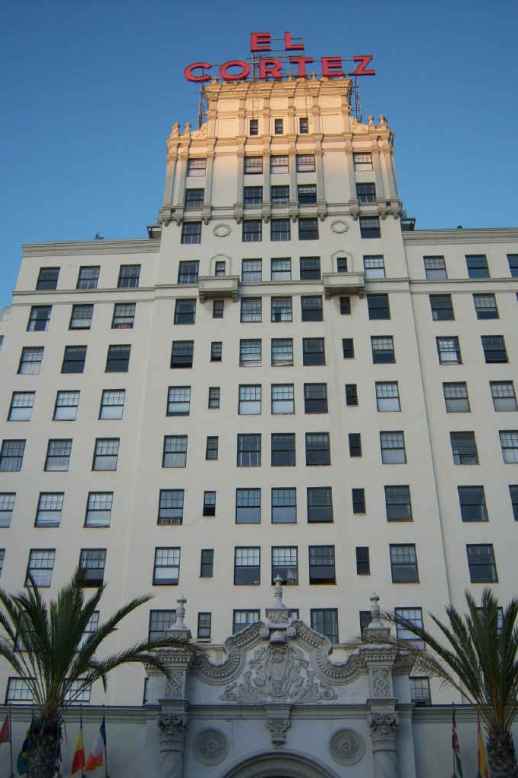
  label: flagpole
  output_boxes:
[80,706,85,778]
[8,706,14,778]
[104,709,109,778]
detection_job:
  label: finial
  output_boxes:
[175,595,187,628]
[273,575,284,605]
[370,593,380,621]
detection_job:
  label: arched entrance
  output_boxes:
[224,751,338,778]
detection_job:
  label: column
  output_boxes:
[288,141,297,218]
[234,140,245,222]
[159,709,188,778]
[372,147,386,202]
[379,140,397,201]
[368,711,399,778]
[172,148,188,224]
[262,145,271,222]
[344,139,357,214]
[203,142,215,224]
[315,140,327,219]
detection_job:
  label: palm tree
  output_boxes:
[387,589,518,778]
[0,570,191,778]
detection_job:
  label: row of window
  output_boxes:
[185,151,375,177]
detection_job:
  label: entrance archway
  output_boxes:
[224,751,339,778]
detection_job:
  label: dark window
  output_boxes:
[271,297,292,322]
[450,432,478,465]
[491,382,517,411]
[424,256,447,280]
[509,485,518,520]
[171,340,194,368]
[311,609,338,643]
[353,152,372,170]
[36,267,59,290]
[19,347,44,375]
[385,486,412,521]
[306,432,330,465]
[356,547,370,575]
[359,610,372,638]
[300,257,321,279]
[241,259,262,284]
[234,547,260,585]
[508,254,518,277]
[85,492,113,528]
[367,294,390,320]
[203,491,216,517]
[210,341,222,362]
[356,182,376,203]
[304,384,327,413]
[206,436,219,460]
[106,345,130,373]
[309,546,335,584]
[371,336,395,364]
[200,549,214,578]
[79,549,106,587]
[44,439,72,471]
[35,493,63,528]
[216,263,226,279]
[360,216,380,239]
[345,384,358,406]
[481,335,507,363]
[363,255,385,279]
[26,549,55,587]
[301,295,323,321]
[112,303,135,329]
[430,294,454,321]
[296,154,315,172]
[187,158,206,177]
[158,490,184,525]
[8,392,34,422]
[271,338,293,366]
[342,338,354,359]
[466,255,489,279]
[62,346,86,374]
[270,155,289,174]
[474,294,498,319]
[69,303,94,330]
[458,486,487,522]
[177,261,199,284]
[149,610,176,641]
[272,433,296,466]
[212,300,224,318]
[390,544,419,583]
[28,306,52,332]
[181,222,201,244]
[298,185,317,205]
[299,117,309,134]
[443,382,470,412]
[241,297,262,322]
[92,438,119,471]
[184,189,204,209]
[352,488,366,514]
[336,257,348,273]
[118,265,140,288]
[303,338,325,366]
[236,434,260,466]
[162,436,187,468]
[500,430,518,463]
[99,389,125,420]
[174,299,196,324]
[77,266,99,289]
[197,612,212,640]
[243,185,263,207]
[272,488,297,524]
[271,186,290,206]
[153,548,180,585]
[244,157,262,174]
[380,432,406,464]
[437,337,462,365]
[348,433,362,457]
[307,487,333,523]
[271,219,291,241]
[298,219,319,240]
[236,489,260,524]
[340,297,351,315]
[233,609,260,633]
[167,386,190,416]
[467,544,497,583]
[274,118,284,135]
[249,118,259,136]
[411,677,431,706]
[272,547,298,585]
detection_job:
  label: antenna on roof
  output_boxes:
[94,233,104,240]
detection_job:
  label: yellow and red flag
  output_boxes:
[0,714,10,744]
[85,719,106,772]
[477,716,489,778]
[71,731,85,774]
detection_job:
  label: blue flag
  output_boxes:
[16,730,31,775]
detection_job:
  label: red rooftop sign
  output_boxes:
[184,32,375,83]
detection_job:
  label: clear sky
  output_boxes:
[1,0,517,307]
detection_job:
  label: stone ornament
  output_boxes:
[266,717,291,747]
[371,668,392,698]
[194,728,228,765]
[331,220,348,234]
[368,712,400,744]
[213,223,231,237]
[330,728,366,766]
[158,713,188,745]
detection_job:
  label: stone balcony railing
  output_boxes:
[198,275,240,301]
[322,272,365,297]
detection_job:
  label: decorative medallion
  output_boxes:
[213,223,231,237]
[194,728,228,765]
[329,728,366,766]
[330,220,348,234]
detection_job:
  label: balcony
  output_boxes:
[322,272,365,297]
[198,275,240,301]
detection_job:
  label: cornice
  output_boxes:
[22,240,161,257]
[403,228,518,245]
[0,704,156,722]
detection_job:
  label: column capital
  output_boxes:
[368,711,399,749]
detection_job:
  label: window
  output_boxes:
[236,489,261,524]
[237,434,261,466]
[99,389,125,420]
[450,431,478,465]
[342,338,354,359]
[309,546,335,584]
[437,337,462,364]
[77,266,100,289]
[181,222,201,244]
[390,544,419,583]
[118,265,140,288]
[184,188,204,209]
[296,154,315,172]
[272,338,293,366]
[112,303,135,329]
[272,433,296,466]
[105,345,130,373]
[62,345,87,373]
[53,390,80,421]
[466,254,489,279]
[359,610,372,638]
[206,436,219,460]
[371,336,395,364]
[149,610,176,641]
[271,258,291,280]
[36,267,59,290]
[380,431,406,464]
[174,299,196,325]
[345,384,358,406]
[240,339,262,367]
[356,182,376,203]
[92,438,119,471]
[298,218,319,240]
[424,256,447,280]
[509,485,518,520]
[508,255,518,277]
[85,493,113,528]
[272,488,296,524]
[27,549,55,587]
[356,547,370,575]
[360,216,381,239]
[271,219,291,241]
[187,158,206,177]
[162,435,187,468]
[157,490,184,525]
[19,347,44,375]
[304,384,327,413]
[376,382,400,411]
[239,385,261,415]
[348,433,362,457]
[300,257,321,280]
[306,432,330,465]
[274,118,283,135]
[177,261,199,285]
[301,296,323,321]
[367,293,390,319]
[200,549,214,578]
[352,488,366,515]
[167,386,190,416]
[271,384,294,414]
[491,382,517,411]
[271,155,289,174]
[0,440,25,472]
[171,340,194,368]
[430,294,454,321]
[299,117,309,134]
[298,185,317,205]
[216,260,226,274]
[233,609,260,633]
[443,382,470,413]
[500,430,518,463]
[153,547,180,585]
[467,544,497,583]
[474,294,498,319]
[458,486,488,522]
[35,493,63,527]
[307,487,333,523]
[395,608,424,648]
[8,392,35,421]
[272,547,298,584]
[208,341,222,363]
[271,297,292,322]
[212,300,224,319]
[385,486,412,521]
[340,297,351,315]
[311,609,338,643]
[411,677,431,705]
[45,439,72,471]
[249,118,259,136]
[197,612,212,640]
[271,186,290,206]
[363,255,385,279]
[234,547,260,585]
[241,259,262,284]
[6,678,34,704]
[244,157,262,175]
[241,297,262,322]
[28,305,51,332]
[337,257,348,273]
[353,152,372,170]
[208,387,220,409]
[203,491,216,517]
[0,494,15,528]
[69,304,93,330]
[482,335,507,363]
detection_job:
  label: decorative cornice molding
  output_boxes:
[22,240,160,257]
[403,228,518,244]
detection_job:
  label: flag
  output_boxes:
[451,708,464,778]
[16,730,31,775]
[71,731,86,774]
[85,719,106,772]
[0,715,9,744]
[477,716,489,778]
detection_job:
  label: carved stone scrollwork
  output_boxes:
[266,718,291,747]
[368,712,399,745]
[194,728,228,766]
[329,728,366,766]
[159,713,188,745]
[159,713,188,778]
[370,668,393,699]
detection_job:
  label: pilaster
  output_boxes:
[172,147,189,224]
[234,139,245,222]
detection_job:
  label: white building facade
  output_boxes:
[0,76,517,776]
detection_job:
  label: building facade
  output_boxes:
[0,76,517,767]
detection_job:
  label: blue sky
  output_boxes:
[1,0,517,307]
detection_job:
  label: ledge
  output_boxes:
[198,275,240,301]
[22,240,160,257]
[323,271,365,297]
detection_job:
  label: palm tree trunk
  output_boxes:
[26,716,61,778]
[487,729,518,778]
